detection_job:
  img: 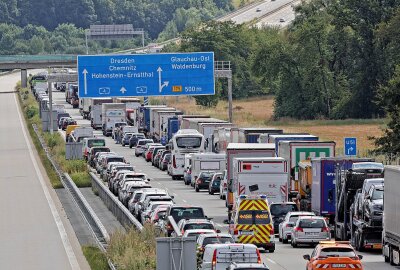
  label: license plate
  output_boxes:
[305,232,319,236]
[240,231,253,235]
[373,244,382,249]
[332,264,346,268]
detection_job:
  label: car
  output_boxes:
[269,202,299,233]
[117,173,150,200]
[200,243,261,270]
[158,150,171,169]
[160,153,171,171]
[140,200,174,224]
[134,189,169,220]
[107,164,134,182]
[120,181,152,206]
[219,170,227,200]
[279,18,285,22]
[145,144,163,162]
[208,172,222,195]
[109,170,133,194]
[256,7,261,12]
[162,205,206,236]
[151,146,166,165]
[227,263,269,270]
[279,211,315,243]
[194,171,215,191]
[121,133,134,147]
[291,216,331,247]
[363,184,383,226]
[152,149,164,167]
[129,133,146,148]
[303,241,363,270]
[88,147,110,167]
[100,155,126,180]
[95,152,117,174]
[135,139,154,157]
[104,161,126,181]
[196,233,234,260]
[149,205,169,224]
[184,166,192,185]
[175,219,217,236]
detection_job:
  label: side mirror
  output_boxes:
[171,196,175,199]
[303,254,310,261]
[147,178,151,181]
[358,255,363,260]
[216,229,221,233]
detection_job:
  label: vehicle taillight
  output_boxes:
[286,224,291,228]
[173,156,176,168]
[321,227,330,232]
[211,250,217,270]
[197,179,202,184]
[233,229,238,235]
[223,182,227,188]
[256,248,261,264]
[350,256,360,260]
[167,224,172,230]
[294,227,303,232]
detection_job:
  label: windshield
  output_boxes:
[93,148,109,154]
[289,215,313,223]
[184,223,214,230]
[200,172,214,179]
[270,204,298,216]
[372,189,384,200]
[298,219,326,228]
[202,237,234,246]
[176,137,202,148]
[107,157,124,163]
[238,210,271,225]
[88,139,106,148]
[320,248,356,257]
[139,140,153,145]
[171,207,205,222]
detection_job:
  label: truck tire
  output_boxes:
[283,237,288,244]
[355,232,364,252]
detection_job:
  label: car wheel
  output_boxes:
[283,237,288,244]
[269,248,275,253]
[129,144,132,148]
[210,191,214,195]
[279,235,282,242]
[195,186,199,192]
[291,240,297,248]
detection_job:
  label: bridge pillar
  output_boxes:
[21,69,28,88]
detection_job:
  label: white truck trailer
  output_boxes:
[190,153,226,184]
[198,122,235,152]
[101,103,126,136]
[383,166,400,266]
[79,98,91,119]
[90,98,113,129]
[232,157,288,205]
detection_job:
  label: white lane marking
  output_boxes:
[15,95,80,270]
[267,258,277,264]
[157,182,161,184]
[182,199,187,203]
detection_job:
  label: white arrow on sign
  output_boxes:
[157,67,169,93]
[347,147,354,155]
[120,87,127,94]
[82,69,88,95]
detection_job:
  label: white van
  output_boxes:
[200,243,261,270]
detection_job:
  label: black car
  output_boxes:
[129,133,146,148]
[269,202,299,233]
[208,173,222,195]
[195,171,215,192]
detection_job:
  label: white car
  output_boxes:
[120,181,151,206]
[219,170,227,200]
[279,211,315,243]
[291,216,330,247]
[183,229,215,240]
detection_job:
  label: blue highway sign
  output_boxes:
[344,137,357,156]
[77,52,215,98]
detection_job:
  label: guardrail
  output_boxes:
[31,124,116,269]
[90,172,144,231]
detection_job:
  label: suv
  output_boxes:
[291,216,330,247]
[363,184,384,226]
[135,139,154,157]
[279,211,315,243]
[163,205,206,236]
[129,133,146,148]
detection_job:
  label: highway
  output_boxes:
[50,88,395,270]
[0,72,89,269]
[255,2,298,28]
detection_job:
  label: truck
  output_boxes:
[311,157,374,225]
[269,134,319,156]
[140,105,167,134]
[167,117,180,141]
[190,153,226,184]
[90,98,113,129]
[79,98,91,119]
[232,157,288,205]
[66,83,79,108]
[153,110,182,142]
[335,162,384,251]
[198,122,235,152]
[383,166,400,266]
[70,127,94,142]
[238,128,283,143]
[180,116,212,129]
[278,141,336,197]
[226,143,276,219]
[212,127,241,154]
[101,103,126,136]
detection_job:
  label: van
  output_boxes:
[229,195,275,253]
[82,138,106,160]
[200,243,261,270]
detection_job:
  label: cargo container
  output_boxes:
[198,122,235,152]
[269,134,319,156]
[212,127,241,154]
[383,166,400,265]
[167,117,180,141]
[79,98,91,119]
[140,105,166,133]
[238,128,283,143]
[150,107,175,136]
[226,143,275,219]
[278,141,336,195]
[153,110,182,141]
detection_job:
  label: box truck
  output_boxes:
[278,141,336,196]
[90,98,113,129]
[101,103,126,136]
[190,153,226,185]
[238,128,283,143]
[269,134,319,156]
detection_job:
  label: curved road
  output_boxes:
[0,72,88,270]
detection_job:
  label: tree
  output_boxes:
[29,35,44,54]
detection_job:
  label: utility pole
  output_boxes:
[214,61,233,123]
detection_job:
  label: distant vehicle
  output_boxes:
[121,133,133,147]
[256,8,261,12]
[135,139,154,157]
[163,205,206,236]
[175,219,217,236]
[279,18,285,22]
[183,229,215,240]
[291,216,330,247]
[269,202,298,234]
[220,170,228,200]
[303,241,363,270]
[209,172,222,195]
[196,233,234,259]
[129,133,146,148]
[227,263,269,270]
[195,171,215,192]
[160,153,171,171]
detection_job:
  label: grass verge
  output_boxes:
[82,246,110,270]
[107,224,158,270]
[16,83,91,187]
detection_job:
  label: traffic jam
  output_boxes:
[31,71,399,270]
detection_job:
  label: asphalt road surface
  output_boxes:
[0,72,88,270]
[50,87,398,270]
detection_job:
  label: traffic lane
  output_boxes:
[51,90,393,269]
[256,3,297,28]
[0,74,78,269]
[232,0,293,24]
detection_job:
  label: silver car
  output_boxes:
[279,211,315,244]
[291,216,330,247]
